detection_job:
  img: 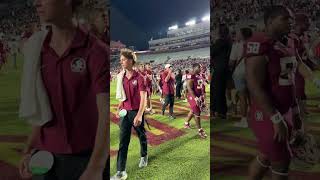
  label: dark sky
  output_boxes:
[111,0,209,50]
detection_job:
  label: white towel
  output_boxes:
[116,70,126,102]
[19,30,52,126]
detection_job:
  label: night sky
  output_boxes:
[111,0,209,50]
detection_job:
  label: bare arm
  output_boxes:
[133,91,147,127]
[187,79,196,99]
[137,91,147,117]
[246,56,277,116]
[165,72,171,82]
[117,101,123,111]
[22,126,41,154]
[86,93,109,170]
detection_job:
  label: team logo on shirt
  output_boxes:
[71,57,86,73]
[132,79,137,86]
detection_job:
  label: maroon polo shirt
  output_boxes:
[36,27,109,154]
[161,71,175,95]
[122,70,146,111]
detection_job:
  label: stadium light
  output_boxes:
[168,25,178,30]
[185,19,196,26]
[202,15,210,22]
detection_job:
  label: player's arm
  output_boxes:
[246,55,288,142]
[19,126,41,178]
[246,56,277,115]
[23,126,41,154]
[165,71,171,82]
[116,101,123,118]
[80,47,109,179]
[117,101,123,111]
[187,79,196,99]
[138,90,147,115]
[133,90,147,127]
[85,93,109,171]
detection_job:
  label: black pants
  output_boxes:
[162,94,174,115]
[33,152,109,180]
[116,110,148,171]
[176,83,182,98]
[211,69,227,116]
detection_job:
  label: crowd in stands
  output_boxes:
[212,0,320,31]
[111,57,210,78]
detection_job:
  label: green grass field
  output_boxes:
[110,80,211,179]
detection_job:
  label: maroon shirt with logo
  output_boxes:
[244,32,297,114]
[160,71,175,95]
[36,28,109,154]
[122,70,146,110]
[189,74,205,97]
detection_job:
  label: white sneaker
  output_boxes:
[139,155,148,168]
[233,118,248,128]
[110,171,128,180]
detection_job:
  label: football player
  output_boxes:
[245,6,302,180]
[184,63,207,139]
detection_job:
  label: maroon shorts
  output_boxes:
[249,105,293,162]
[187,96,201,116]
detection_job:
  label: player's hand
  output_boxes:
[273,120,288,142]
[19,153,32,179]
[79,167,102,180]
[133,115,142,127]
[115,109,120,119]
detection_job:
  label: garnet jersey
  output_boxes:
[188,74,205,98]
[244,32,298,114]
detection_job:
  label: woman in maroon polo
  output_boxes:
[111,48,148,180]
[19,0,109,180]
